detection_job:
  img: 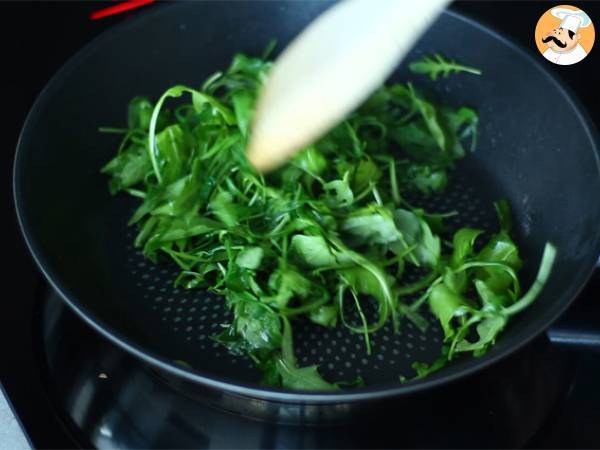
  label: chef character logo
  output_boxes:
[535,5,595,65]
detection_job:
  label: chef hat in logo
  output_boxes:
[551,7,592,33]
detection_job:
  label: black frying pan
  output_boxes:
[13,1,600,416]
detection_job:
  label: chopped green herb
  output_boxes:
[409,53,483,81]
[101,49,554,389]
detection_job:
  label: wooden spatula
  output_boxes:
[246,0,449,172]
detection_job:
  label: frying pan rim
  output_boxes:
[13,2,600,403]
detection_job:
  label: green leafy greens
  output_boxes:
[408,53,482,81]
[101,51,555,389]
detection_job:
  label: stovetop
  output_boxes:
[34,283,600,449]
[3,1,600,449]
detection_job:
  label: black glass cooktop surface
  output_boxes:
[3,2,600,449]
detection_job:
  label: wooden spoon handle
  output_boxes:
[247,0,449,172]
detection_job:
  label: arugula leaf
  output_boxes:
[451,228,483,267]
[276,358,338,390]
[454,315,507,355]
[275,317,336,390]
[474,278,510,307]
[428,283,467,340]
[411,348,449,379]
[155,124,191,184]
[171,158,215,215]
[352,158,382,193]
[236,301,282,352]
[342,205,402,245]
[334,244,397,335]
[477,233,523,294]
[265,265,313,309]
[494,199,513,232]
[408,83,446,152]
[443,266,468,295]
[127,96,154,130]
[209,191,249,228]
[231,89,255,136]
[309,304,339,327]
[293,145,328,175]
[290,235,337,267]
[101,145,152,194]
[338,264,393,332]
[227,52,272,80]
[236,247,264,270]
[101,50,555,390]
[215,299,282,358]
[324,174,354,207]
[442,106,479,156]
[409,53,482,81]
[504,243,557,315]
[403,164,448,195]
[393,209,441,268]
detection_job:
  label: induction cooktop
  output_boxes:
[3,2,600,449]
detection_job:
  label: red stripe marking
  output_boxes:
[90,0,155,20]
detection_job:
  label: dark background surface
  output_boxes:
[2,1,600,449]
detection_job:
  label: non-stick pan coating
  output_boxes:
[14,2,600,401]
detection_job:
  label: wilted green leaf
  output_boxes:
[236,247,264,270]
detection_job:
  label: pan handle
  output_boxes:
[546,261,600,352]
